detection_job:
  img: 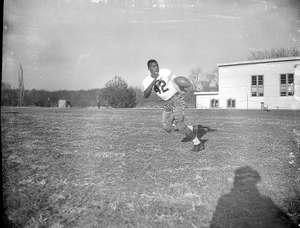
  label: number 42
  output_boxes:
[154,80,169,94]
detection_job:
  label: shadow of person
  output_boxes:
[209,166,297,228]
[197,125,218,138]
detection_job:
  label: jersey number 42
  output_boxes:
[154,80,169,94]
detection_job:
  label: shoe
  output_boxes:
[193,125,199,136]
[174,127,179,132]
[191,143,204,152]
[173,124,179,132]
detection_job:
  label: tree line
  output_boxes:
[1,79,197,108]
[1,64,219,108]
[2,48,299,108]
[1,69,212,108]
[1,76,136,108]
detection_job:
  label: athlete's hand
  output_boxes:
[153,79,160,92]
[154,72,159,79]
[153,84,160,93]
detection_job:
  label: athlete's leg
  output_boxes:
[163,96,203,151]
[173,98,196,139]
[162,110,175,133]
[174,103,203,151]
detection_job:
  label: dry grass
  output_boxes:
[2,107,300,227]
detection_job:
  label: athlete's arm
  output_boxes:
[143,77,158,99]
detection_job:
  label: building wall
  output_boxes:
[195,92,219,109]
[196,58,300,110]
[295,63,300,98]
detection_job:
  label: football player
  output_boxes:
[142,59,204,152]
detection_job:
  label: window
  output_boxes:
[210,99,219,108]
[280,74,294,96]
[227,99,236,108]
[251,75,264,96]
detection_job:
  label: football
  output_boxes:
[174,76,192,88]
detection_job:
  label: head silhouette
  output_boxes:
[233,166,261,187]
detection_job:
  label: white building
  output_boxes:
[58,100,67,108]
[195,57,300,110]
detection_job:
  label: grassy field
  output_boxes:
[2,107,300,228]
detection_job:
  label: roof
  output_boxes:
[194,91,219,95]
[218,56,300,67]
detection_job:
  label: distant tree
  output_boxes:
[134,87,144,105]
[95,88,107,108]
[1,82,18,106]
[134,86,164,107]
[123,86,136,108]
[1,82,12,90]
[189,67,219,92]
[70,90,90,107]
[18,64,25,106]
[23,89,47,107]
[102,76,136,108]
[209,67,219,91]
[247,47,300,61]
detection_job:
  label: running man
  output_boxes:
[142,59,204,152]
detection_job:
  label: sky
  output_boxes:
[2,0,300,91]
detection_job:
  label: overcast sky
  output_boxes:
[2,0,300,91]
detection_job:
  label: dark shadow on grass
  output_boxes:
[181,125,218,149]
[3,111,20,114]
[209,166,297,228]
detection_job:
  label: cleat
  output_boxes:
[193,125,199,136]
[191,143,204,152]
[173,124,180,132]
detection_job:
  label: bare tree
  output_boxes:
[247,47,300,61]
[18,64,25,106]
[189,67,202,91]
[189,67,219,92]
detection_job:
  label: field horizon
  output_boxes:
[2,107,299,228]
